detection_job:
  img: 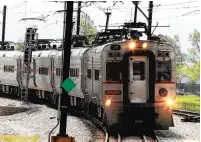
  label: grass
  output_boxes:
[0,135,39,142]
[174,95,200,112]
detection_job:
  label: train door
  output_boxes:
[129,56,149,103]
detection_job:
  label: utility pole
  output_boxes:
[147,1,153,40]
[58,1,74,137]
[105,9,111,31]
[133,1,139,24]
[1,6,6,49]
[76,1,81,35]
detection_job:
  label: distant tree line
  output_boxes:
[166,30,200,95]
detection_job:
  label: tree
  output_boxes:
[80,14,97,35]
[188,29,200,63]
[16,39,24,51]
[183,29,200,83]
[73,13,97,46]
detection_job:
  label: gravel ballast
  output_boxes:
[0,97,199,142]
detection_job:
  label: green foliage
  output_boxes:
[174,95,200,112]
[176,65,186,83]
[182,29,200,83]
[176,95,200,105]
[188,29,200,63]
[189,29,200,53]
[166,35,181,59]
[78,14,97,46]
[183,61,200,83]
[16,39,24,51]
[80,16,97,35]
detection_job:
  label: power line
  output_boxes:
[153,10,200,21]
[7,1,27,10]
[182,10,200,16]
[93,2,105,13]
[154,1,196,7]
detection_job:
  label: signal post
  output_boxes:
[51,1,75,142]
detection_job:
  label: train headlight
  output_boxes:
[105,99,111,107]
[142,43,148,49]
[166,99,173,106]
[129,42,136,50]
[159,88,168,97]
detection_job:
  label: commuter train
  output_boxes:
[0,39,176,132]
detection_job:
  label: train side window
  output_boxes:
[156,61,171,81]
[69,68,72,77]
[132,61,145,80]
[87,69,91,79]
[73,69,76,77]
[39,67,48,75]
[56,68,61,76]
[106,62,121,81]
[70,68,74,77]
[95,70,99,81]
[3,65,15,72]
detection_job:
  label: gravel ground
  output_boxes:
[0,97,200,142]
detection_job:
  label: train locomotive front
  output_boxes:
[91,40,176,132]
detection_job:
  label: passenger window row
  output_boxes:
[56,68,62,76]
[39,67,48,75]
[70,68,79,77]
[56,68,79,77]
[87,69,99,81]
[4,65,15,72]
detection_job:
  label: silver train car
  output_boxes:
[0,39,176,132]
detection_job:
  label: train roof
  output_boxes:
[32,50,59,58]
[0,51,22,58]
[91,40,175,56]
[56,48,89,58]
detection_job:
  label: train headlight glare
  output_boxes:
[129,42,136,50]
[159,88,168,97]
[142,43,148,49]
[166,99,173,106]
[105,99,111,107]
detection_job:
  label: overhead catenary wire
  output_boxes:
[154,1,196,7]
[7,1,27,10]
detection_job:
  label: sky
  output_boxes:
[0,0,200,53]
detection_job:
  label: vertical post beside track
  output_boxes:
[1,6,6,49]
[58,1,74,137]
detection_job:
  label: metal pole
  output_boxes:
[1,6,6,49]
[58,1,74,136]
[76,1,81,35]
[133,1,138,24]
[147,1,153,40]
[105,10,111,31]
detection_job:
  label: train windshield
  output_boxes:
[156,61,171,81]
[106,62,122,81]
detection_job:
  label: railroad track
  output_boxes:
[141,132,160,142]
[173,109,200,122]
[0,92,162,142]
[70,108,112,142]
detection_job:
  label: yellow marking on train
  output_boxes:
[0,135,39,142]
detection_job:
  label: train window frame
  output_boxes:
[87,69,91,79]
[70,68,79,77]
[56,67,62,76]
[132,61,145,80]
[3,65,15,73]
[105,61,122,82]
[156,60,172,81]
[39,67,49,75]
[95,69,99,81]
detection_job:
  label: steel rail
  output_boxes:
[70,108,109,142]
